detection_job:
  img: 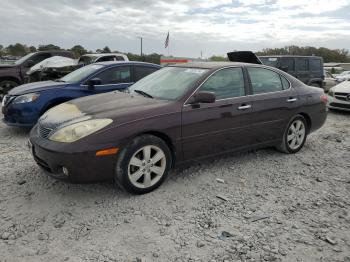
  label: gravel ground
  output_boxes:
[0,110,349,262]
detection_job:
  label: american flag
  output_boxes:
[165,32,169,48]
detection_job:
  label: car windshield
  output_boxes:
[60,64,104,83]
[14,53,34,65]
[129,67,209,100]
[259,57,279,67]
[78,55,95,65]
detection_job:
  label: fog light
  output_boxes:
[62,167,69,176]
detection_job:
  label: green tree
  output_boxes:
[5,43,27,56]
[70,45,87,58]
[209,55,228,61]
[29,46,37,52]
[101,46,111,53]
[38,44,61,51]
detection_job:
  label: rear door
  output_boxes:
[246,66,298,143]
[181,67,255,160]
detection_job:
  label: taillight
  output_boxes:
[320,94,328,104]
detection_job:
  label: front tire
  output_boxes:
[277,115,307,154]
[114,135,172,194]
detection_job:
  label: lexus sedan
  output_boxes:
[29,62,327,194]
[2,61,160,127]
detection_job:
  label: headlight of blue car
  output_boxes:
[13,93,40,104]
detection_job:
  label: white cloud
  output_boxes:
[0,0,349,57]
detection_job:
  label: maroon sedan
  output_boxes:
[29,62,327,194]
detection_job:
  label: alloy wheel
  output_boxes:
[287,119,306,150]
[127,145,166,189]
[0,81,16,101]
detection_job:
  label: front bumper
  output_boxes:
[327,95,350,112]
[29,126,118,183]
[2,100,39,127]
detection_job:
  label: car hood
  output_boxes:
[39,91,173,128]
[331,81,350,93]
[8,80,67,95]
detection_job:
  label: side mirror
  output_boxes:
[26,59,35,68]
[279,66,289,72]
[189,91,216,104]
[86,78,102,90]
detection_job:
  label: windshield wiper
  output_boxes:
[54,79,66,82]
[134,89,153,98]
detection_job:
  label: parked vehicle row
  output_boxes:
[0,51,74,100]
[2,62,160,126]
[0,51,130,100]
[26,60,327,194]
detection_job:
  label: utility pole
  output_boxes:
[137,36,143,57]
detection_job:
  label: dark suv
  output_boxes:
[259,56,324,88]
[0,50,74,100]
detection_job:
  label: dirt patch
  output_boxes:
[0,110,349,262]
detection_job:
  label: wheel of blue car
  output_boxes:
[114,135,172,194]
[0,80,18,101]
[277,115,307,154]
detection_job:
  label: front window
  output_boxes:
[60,64,104,83]
[14,53,34,65]
[78,55,95,66]
[259,57,279,67]
[199,67,245,99]
[95,66,131,85]
[129,67,208,100]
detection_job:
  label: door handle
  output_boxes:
[238,104,251,110]
[287,98,297,103]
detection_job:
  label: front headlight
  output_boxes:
[13,93,40,104]
[49,119,113,143]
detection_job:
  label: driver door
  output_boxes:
[181,67,255,160]
[86,65,133,94]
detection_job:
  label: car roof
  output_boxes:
[83,53,126,57]
[169,61,263,69]
[94,61,160,67]
[259,55,322,59]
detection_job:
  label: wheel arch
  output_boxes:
[297,112,312,133]
[135,131,176,167]
[40,98,71,116]
[0,76,21,84]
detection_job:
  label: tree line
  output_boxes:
[0,43,162,64]
[0,43,349,63]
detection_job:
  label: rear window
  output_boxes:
[309,59,321,72]
[247,67,284,94]
[259,57,278,67]
[295,59,308,71]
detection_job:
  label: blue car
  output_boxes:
[2,61,161,127]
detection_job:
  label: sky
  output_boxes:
[1,0,350,58]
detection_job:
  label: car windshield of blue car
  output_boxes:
[129,67,208,101]
[60,64,104,83]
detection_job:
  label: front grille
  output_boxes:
[334,92,350,102]
[330,102,350,109]
[38,125,53,139]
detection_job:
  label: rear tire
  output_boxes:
[114,135,172,194]
[277,115,307,154]
[0,80,18,101]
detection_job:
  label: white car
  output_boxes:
[328,80,350,111]
[335,71,350,82]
